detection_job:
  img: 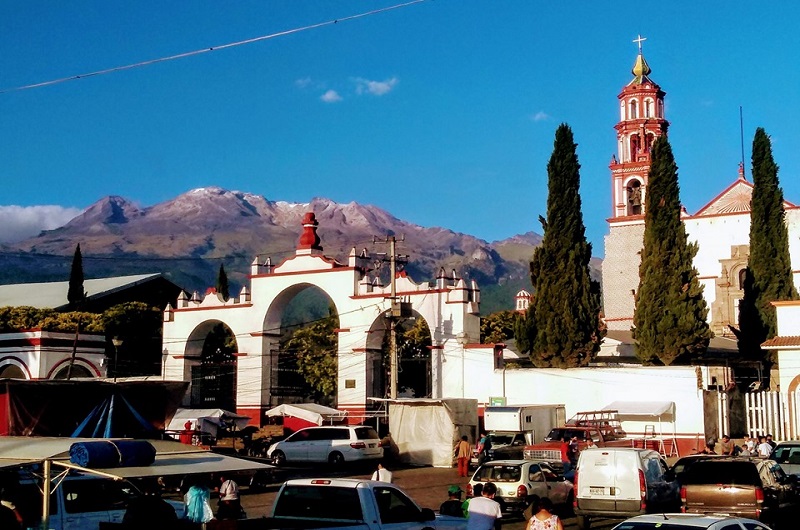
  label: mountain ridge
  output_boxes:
[0,187,600,313]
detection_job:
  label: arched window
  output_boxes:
[52,365,94,379]
[626,179,643,216]
[629,100,638,119]
[738,268,748,290]
[630,134,641,158]
[0,363,26,379]
[644,99,652,118]
[620,102,625,121]
[657,100,664,118]
[645,133,655,153]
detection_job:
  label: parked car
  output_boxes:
[770,441,800,477]
[612,513,774,529]
[12,472,184,530]
[266,425,383,466]
[679,457,799,528]
[573,448,679,529]
[468,459,573,515]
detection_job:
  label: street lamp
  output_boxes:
[111,338,123,383]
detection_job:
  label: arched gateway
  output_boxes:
[163,213,481,425]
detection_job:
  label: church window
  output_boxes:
[620,102,625,121]
[645,133,655,153]
[629,99,638,119]
[657,99,664,118]
[644,99,652,118]
[630,134,641,159]
[738,268,748,290]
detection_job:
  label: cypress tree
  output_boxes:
[67,244,86,308]
[633,136,711,365]
[738,128,797,361]
[216,263,230,301]
[523,124,602,367]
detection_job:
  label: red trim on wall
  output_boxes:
[249,264,356,280]
[0,356,32,379]
[172,304,253,313]
[45,357,102,379]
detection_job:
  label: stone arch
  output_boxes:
[52,364,94,379]
[625,177,643,215]
[262,283,340,404]
[184,319,239,411]
[46,357,101,379]
[0,357,31,379]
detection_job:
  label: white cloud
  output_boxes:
[530,111,550,122]
[354,77,398,96]
[320,90,342,103]
[294,77,312,89]
[0,205,83,244]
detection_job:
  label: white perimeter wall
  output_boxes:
[454,348,706,435]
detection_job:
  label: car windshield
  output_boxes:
[475,465,522,482]
[680,461,761,486]
[544,429,587,442]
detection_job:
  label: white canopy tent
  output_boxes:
[602,400,678,456]
[166,408,251,438]
[264,403,348,425]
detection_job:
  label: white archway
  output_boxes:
[163,213,481,424]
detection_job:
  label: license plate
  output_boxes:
[589,486,605,495]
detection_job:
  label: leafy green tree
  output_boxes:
[481,310,519,344]
[395,317,432,397]
[513,307,535,355]
[633,136,711,365]
[101,302,163,376]
[283,313,340,402]
[521,124,603,367]
[738,128,798,363]
[67,244,86,308]
[202,323,237,362]
[216,263,230,302]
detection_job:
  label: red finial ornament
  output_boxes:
[298,212,322,251]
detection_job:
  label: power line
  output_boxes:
[0,0,429,95]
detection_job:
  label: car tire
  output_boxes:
[272,450,286,467]
[328,451,345,467]
[576,515,591,530]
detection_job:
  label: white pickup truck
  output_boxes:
[267,478,467,530]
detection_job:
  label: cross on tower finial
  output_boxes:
[633,34,647,53]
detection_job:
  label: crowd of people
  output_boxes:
[698,433,777,456]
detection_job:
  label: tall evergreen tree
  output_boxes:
[633,136,711,364]
[67,244,86,308]
[738,128,798,362]
[216,263,230,301]
[517,124,602,367]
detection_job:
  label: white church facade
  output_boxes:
[601,47,800,337]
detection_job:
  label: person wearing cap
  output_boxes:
[440,485,465,517]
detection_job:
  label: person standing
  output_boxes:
[455,435,472,478]
[184,476,214,527]
[371,463,393,483]
[757,436,772,457]
[216,474,242,520]
[467,482,502,530]
[526,497,563,530]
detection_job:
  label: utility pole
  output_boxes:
[373,235,410,399]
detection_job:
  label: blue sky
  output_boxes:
[1,1,799,257]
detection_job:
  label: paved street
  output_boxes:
[236,464,622,530]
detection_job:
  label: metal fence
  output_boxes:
[717,390,800,441]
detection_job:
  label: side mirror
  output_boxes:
[420,508,436,521]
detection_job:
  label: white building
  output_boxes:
[602,47,800,338]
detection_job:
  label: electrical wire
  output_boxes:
[0,0,429,95]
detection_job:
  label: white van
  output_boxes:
[573,448,679,530]
[266,425,383,466]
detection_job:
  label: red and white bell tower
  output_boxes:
[609,36,669,221]
[603,37,670,331]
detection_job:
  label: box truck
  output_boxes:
[472,404,566,466]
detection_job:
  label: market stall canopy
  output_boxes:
[601,401,676,423]
[264,403,347,426]
[166,408,251,437]
[0,437,272,477]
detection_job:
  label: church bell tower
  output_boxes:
[609,36,669,220]
[603,37,670,331]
